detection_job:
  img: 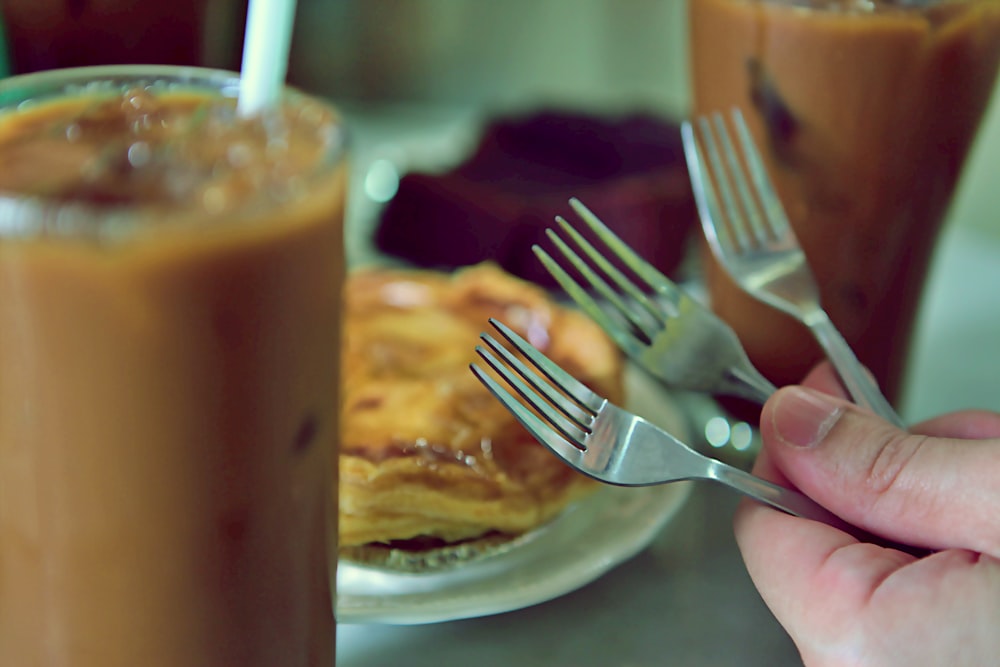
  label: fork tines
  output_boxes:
[532,198,681,353]
[470,318,604,454]
[681,108,795,255]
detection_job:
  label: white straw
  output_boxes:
[237,0,298,117]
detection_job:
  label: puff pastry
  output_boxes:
[339,263,624,568]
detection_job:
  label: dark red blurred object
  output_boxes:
[2,1,246,75]
[374,110,698,288]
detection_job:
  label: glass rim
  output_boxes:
[0,65,347,242]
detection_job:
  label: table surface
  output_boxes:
[335,101,1000,667]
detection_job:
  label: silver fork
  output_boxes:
[533,198,776,405]
[681,109,904,427]
[470,318,841,525]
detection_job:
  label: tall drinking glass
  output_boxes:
[689,0,1000,405]
[0,66,346,666]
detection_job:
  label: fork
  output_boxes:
[533,198,776,405]
[681,109,904,427]
[470,318,842,525]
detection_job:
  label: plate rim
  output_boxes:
[335,480,692,625]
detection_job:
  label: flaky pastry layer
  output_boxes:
[339,263,624,548]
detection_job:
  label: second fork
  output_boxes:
[534,198,776,404]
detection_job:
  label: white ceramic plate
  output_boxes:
[335,366,693,625]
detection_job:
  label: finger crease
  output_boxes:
[864,433,927,503]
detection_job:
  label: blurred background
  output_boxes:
[290,0,690,117]
[1,0,246,75]
[293,0,1000,425]
[286,0,1000,232]
[1,0,689,115]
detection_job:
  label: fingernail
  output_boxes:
[772,387,844,449]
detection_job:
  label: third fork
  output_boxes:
[682,109,904,427]
[534,198,776,404]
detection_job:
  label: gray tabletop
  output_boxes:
[335,101,1000,667]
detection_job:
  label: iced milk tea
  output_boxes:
[0,66,345,667]
[690,0,1000,402]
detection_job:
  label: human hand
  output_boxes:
[734,362,1000,666]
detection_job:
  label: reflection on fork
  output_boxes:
[533,197,775,405]
[681,109,904,427]
[469,318,843,525]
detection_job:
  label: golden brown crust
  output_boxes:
[339,263,624,559]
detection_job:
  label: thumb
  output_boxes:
[761,386,1000,557]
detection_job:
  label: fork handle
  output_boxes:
[726,365,778,404]
[708,460,845,526]
[806,313,905,428]
[708,459,927,555]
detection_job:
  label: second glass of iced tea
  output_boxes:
[689,0,1000,405]
[0,66,346,666]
